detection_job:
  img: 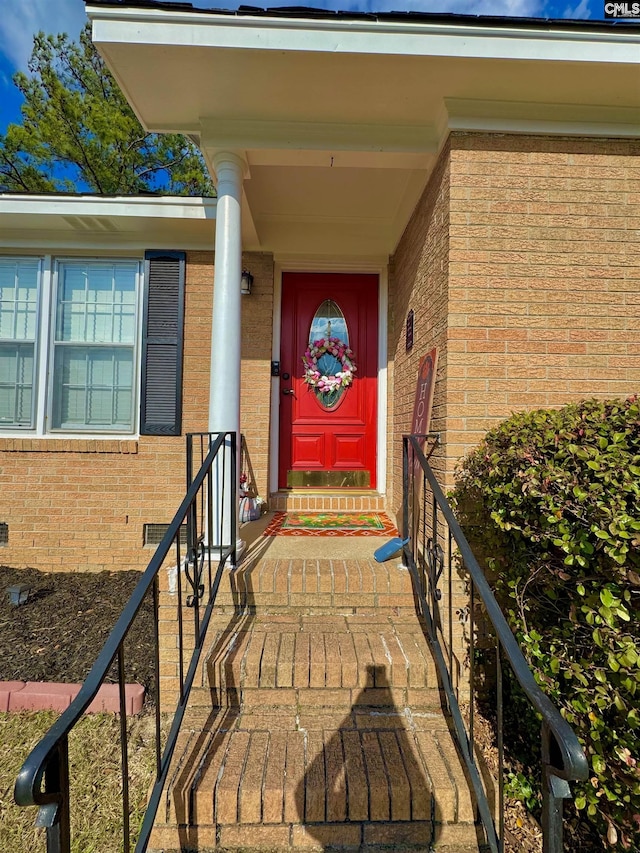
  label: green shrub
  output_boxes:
[452,397,640,850]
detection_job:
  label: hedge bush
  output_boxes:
[452,397,640,850]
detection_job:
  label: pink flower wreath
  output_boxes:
[302,336,357,393]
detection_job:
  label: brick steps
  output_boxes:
[194,615,440,710]
[213,557,419,614]
[151,559,483,852]
[269,492,387,513]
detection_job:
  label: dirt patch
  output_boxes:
[470,708,542,853]
[0,566,155,696]
[472,703,604,853]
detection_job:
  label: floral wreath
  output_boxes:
[302,336,357,393]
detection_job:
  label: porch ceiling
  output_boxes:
[87,5,640,257]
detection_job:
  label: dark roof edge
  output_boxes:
[0,190,214,200]
[83,0,640,33]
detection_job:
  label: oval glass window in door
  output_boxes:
[302,299,357,410]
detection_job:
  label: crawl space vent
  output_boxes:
[143,523,186,547]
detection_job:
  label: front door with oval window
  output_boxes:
[278,272,378,489]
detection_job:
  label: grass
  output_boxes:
[0,710,164,853]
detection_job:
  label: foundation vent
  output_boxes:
[143,523,186,547]
[0,523,8,545]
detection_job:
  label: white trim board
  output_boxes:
[89,8,640,64]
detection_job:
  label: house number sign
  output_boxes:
[406,309,414,352]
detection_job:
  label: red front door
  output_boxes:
[278,272,378,489]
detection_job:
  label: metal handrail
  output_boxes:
[403,434,588,853]
[14,431,237,853]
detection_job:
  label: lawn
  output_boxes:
[0,566,162,853]
[1,710,161,853]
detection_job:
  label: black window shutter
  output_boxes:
[140,250,186,436]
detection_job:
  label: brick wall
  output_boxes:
[182,251,215,435]
[391,133,640,494]
[389,141,451,514]
[240,252,275,503]
[447,132,640,468]
[388,145,462,694]
[0,250,274,573]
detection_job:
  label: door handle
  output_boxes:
[282,388,295,395]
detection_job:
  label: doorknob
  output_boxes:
[282,388,294,395]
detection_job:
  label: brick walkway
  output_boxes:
[151,556,485,852]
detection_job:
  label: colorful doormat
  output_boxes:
[263,512,398,537]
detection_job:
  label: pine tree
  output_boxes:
[0,24,215,195]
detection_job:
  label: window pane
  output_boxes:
[15,302,37,339]
[57,262,138,344]
[86,387,112,424]
[113,302,136,344]
[17,263,39,299]
[86,266,112,302]
[309,299,349,346]
[113,387,133,424]
[60,266,87,303]
[307,299,351,410]
[0,343,34,426]
[59,266,86,341]
[114,267,136,303]
[52,346,134,430]
[87,301,111,343]
[0,259,39,341]
[0,306,13,339]
[113,265,137,344]
[0,259,39,427]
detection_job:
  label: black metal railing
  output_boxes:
[402,434,588,853]
[14,431,237,853]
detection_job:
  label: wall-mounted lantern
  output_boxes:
[241,269,253,295]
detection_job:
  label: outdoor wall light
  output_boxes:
[8,584,30,606]
[241,269,253,295]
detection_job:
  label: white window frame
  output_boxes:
[0,254,144,438]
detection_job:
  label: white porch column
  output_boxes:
[208,151,246,557]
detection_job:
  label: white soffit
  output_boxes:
[87,7,640,255]
[88,41,640,135]
[0,195,217,250]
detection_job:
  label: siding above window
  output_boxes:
[140,251,186,436]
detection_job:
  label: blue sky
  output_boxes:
[0,0,604,135]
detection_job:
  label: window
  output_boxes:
[53,261,138,431]
[0,251,186,437]
[0,256,142,435]
[307,299,351,410]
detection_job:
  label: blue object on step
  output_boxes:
[374,536,410,562]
